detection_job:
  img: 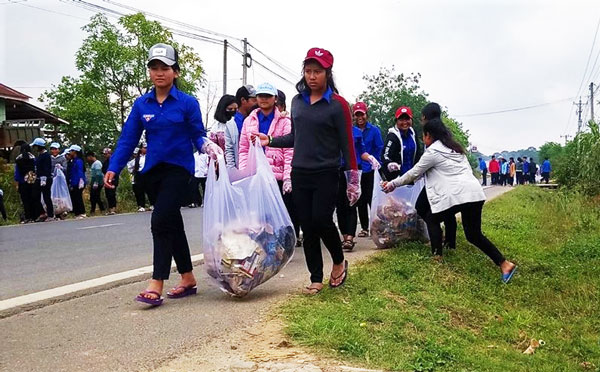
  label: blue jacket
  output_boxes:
[35,151,53,179]
[341,126,365,169]
[357,122,383,173]
[69,158,86,188]
[108,85,207,176]
[479,159,487,171]
[523,161,529,174]
[541,160,551,173]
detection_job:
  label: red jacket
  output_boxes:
[489,159,500,173]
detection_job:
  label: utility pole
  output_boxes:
[574,98,583,134]
[590,82,595,122]
[242,38,248,85]
[223,39,228,95]
[560,134,572,145]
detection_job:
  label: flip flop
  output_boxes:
[502,265,518,284]
[166,285,197,299]
[342,240,355,251]
[302,284,323,295]
[357,230,369,237]
[329,260,348,288]
[135,290,163,306]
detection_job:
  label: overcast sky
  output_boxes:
[2,0,599,154]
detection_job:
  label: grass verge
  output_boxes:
[281,186,600,371]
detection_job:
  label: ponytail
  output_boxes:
[423,118,465,155]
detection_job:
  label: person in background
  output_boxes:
[127,144,151,212]
[104,42,222,306]
[479,157,487,186]
[86,151,106,215]
[541,157,552,184]
[255,47,359,294]
[68,145,87,219]
[382,106,423,181]
[31,137,54,222]
[523,156,530,185]
[234,85,257,132]
[216,95,239,168]
[188,151,208,208]
[238,82,300,243]
[528,157,537,184]
[210,95,237,154]
[508,157,516,186]
[0,188,6,221]
[352,102,383,239]
[276,89,288,116]
[382,118,518,283]
[516,157,524,185]
[500,158,509,186]
[50,142,67,176]
[14,144,37,223]
[488,155,499,185]
[102,148,118,215]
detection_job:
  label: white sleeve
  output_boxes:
[392,150,438,187]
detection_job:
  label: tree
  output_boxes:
[41,13,204,152]
[357,66,471,155]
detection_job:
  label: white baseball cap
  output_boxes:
[50,142,60,149]
[69,144,82,152]
[30,137,46,147]
[255,82,278,96]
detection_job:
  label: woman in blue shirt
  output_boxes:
[104,43,222,306]
[381,106,422,181]
[68,145,87,219]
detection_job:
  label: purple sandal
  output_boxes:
[166,285,197,299]
[135,290,163,306]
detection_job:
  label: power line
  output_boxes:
[454,97,574,117]
[247,42,298,78]
[8,0,89,20]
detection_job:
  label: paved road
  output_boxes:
[0,186,512,372]
[0,208,204,300]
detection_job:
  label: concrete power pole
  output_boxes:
[590,82,595,123]
[574,98,583,134]
[242,38,248,85]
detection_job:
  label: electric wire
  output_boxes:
[454,97,574,117]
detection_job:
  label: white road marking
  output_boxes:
[0,253,204,312]
[77,223,124,230]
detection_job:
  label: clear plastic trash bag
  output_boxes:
[41,168,73,215]
[203,141,296,297]
[369,170,428,248]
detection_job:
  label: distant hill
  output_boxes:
[472,147,539,162]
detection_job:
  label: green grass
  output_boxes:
[281,187,600,371]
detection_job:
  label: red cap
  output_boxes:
[395,106,413,119]
[353,102,368,114]
[304,47,334,69]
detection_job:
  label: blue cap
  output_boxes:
[50,142,60,149]
[30,137,46,147]
[255,82,277,96]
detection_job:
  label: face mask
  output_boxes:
[225,110,236,121]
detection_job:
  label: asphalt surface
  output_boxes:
[0,186,512,372]
[0,208,204,300]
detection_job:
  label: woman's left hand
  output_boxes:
[381,181,396,193]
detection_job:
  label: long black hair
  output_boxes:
[213,94,236,123]
[421,102,442,121]
[295,59,338,94]
[423,118,466,155]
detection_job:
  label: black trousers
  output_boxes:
[39,179,54,217]
[105,181,117,209]
[277,180,300,238]
[90,185,105,213]
[490,172,498,185]
[481,169,487,185]
[541,172,550,184]
[416,189,457,254]
[0,193,6,220]
[199,177,207,205]
[432,201,505,265]
[18,183,37,220]
[292,168,344,283]
[357,171,374,231]
[336,169,357,237]
[132,182,147,208]
[69,187,86,215]
[188,177,202,206]
[529,173,536,184]
[516,171,524,185]
[144,164,193,280]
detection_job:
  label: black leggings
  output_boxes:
[432,201,505,265]
[69,187,85,215]
[105,181,117,209]
[277,180,300,239]
[90,185,105,213]
[416,189,457,254]
[357,171,374,231]
[292,168,344,283]
[336,169,358,237]
[0,193,6,220]
[144,164,193,280]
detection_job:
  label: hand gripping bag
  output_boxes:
[370,170,428,248]
[41,168,72,215]
[203,141,296,297]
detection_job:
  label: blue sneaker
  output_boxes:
[502,265,518,284]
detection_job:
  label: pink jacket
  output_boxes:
[239,108,293,181]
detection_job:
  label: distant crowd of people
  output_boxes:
[478,155,552,186]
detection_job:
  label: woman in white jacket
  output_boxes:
[382,118,517,283]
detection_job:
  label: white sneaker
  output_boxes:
[76,214,87,219]
[137,207,146,212]
[147,205,154,211]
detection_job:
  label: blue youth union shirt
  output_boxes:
[108,85,207,176]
